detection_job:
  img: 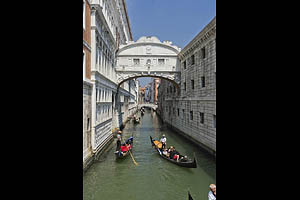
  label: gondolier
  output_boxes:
[160,135,166,149]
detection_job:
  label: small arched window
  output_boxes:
[146,59,151,65]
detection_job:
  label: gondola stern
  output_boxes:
[192,157,197,168]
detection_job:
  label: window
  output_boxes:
[87,118,90,131]
[83,51,85,80]
[146,59,151,65]
[200,112,204,124]
[182,109,185,119]
[83,0,86,29]
[213,115,216,128]
[201,47,206,59]
[201,76,205,87]
[177,108,180,116]
[158,59,165,65]
[191,80,194,89]
[96,88,98,101]
[190,111,193,120]
[191,54,195,65]
[183,61,186,69]
[184,82,186,91]
[133,59,140,65]
[215,72,216,88]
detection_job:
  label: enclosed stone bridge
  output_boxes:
[116,36,182,89]
[138,103,158,110]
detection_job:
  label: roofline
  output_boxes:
[180,16,216,55]
[122,0,133,41]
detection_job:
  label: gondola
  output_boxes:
[150,136,197,168]
[188,191,194,200]
[115,136,133,158]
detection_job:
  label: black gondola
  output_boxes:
[188,191,194,200]
[115,136,133,158]
[150,136,197,168]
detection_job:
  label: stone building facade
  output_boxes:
[157,17,216,155]
[83,0,93,167]
[83,0,138,170]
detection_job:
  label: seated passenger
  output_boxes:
[162,148,169,157]
[180,155,188,162]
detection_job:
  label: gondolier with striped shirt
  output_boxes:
[160,135,166,149]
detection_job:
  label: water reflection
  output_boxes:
[83,110,216,200]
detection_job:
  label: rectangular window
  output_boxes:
[184,82,186,91]
[201,76,205,87]
[183,61,186,69]
[190,111,193,120]
[191,80,194,89]
[133,59,140,65]
[177,108,179,116]
[215,72,216,88]
[182,109,185,119]
[201,47,206,59]
[191,54,195,65]
[158,59,165,65]
[213,115,216,128]
[200,112,204,124]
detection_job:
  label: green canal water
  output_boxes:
[83,110,216,200]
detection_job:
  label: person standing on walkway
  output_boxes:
[208,184,216,200]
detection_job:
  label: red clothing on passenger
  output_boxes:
[121,145,128,152]
[121,144,131,152]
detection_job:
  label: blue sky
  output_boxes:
[126,0,216,87]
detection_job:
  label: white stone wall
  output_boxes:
[157,17,216,154]
[89,0,138,158]
[83,80,92,162]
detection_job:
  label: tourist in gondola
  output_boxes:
[120,143,131,155]
[208,184,216,200]
[160,134,166,149]
[180,155,188,162]
[169,146,180,162]
[162,148,169,157]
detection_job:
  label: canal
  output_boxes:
[83,109,216,200]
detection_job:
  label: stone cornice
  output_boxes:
[91,70,117,90]
[83,79,93,87]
